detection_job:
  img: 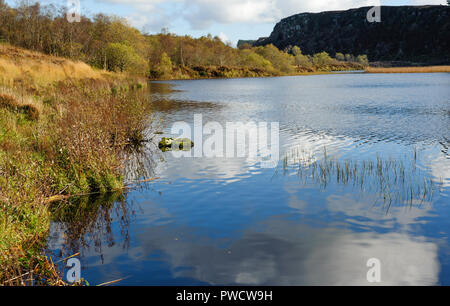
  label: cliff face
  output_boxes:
[254,6,450,63]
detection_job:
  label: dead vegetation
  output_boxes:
[0,87,42,120]
[366,66,450,73]
[0,44,109,88]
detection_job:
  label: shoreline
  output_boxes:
[149,70,365,82]
[150,65,450,82]
[365,66,450,73]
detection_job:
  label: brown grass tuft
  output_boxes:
[0,87,42,120]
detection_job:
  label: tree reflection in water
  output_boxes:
[49,192,131,262]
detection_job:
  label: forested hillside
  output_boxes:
[0,1,365,79]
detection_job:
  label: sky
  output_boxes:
[6,0,447,46]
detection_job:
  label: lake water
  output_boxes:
[48,73,450,285]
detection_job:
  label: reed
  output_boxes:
[366,66,450,73]
[281,147,442,209]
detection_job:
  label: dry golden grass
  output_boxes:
[366,66,450,73]
[0,87,43,120]
[0,44,109,87]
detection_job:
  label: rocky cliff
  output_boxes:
[253,6,450,64]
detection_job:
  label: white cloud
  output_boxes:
[99,0,447,34]
[99,0,446,40]
[181,0,277,29]
[410,0,446,4]
[217,31,237,47]
[217,32,229,43]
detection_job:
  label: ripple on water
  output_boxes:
[48,73,450,285]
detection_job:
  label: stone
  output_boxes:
[158,137,194,151]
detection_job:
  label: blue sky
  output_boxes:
[6,0,446,46]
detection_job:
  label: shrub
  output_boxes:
[312,52,333,69]
[291,46,302,56]
[335,52,345,61]
[254,44,295,74]
[345,54,354,62]
[158,52,173,77]
[105,42,147,73]
[238,49,274,70]
[356,55,369,66]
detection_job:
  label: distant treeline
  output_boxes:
[0,1,368,78]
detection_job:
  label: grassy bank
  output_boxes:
[0,45,151,285]
[366,66,450,73]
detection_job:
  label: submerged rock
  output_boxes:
[158,137,194,151]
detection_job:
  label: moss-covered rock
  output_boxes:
[158,137,194,151]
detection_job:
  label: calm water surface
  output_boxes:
[48,73,450,285]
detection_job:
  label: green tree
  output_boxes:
[254,44,295,74]
[344,54,354,62]
[356,54,369,66]
[105,42,146,73]
[312,52,333,69]
[156,52,173,78]
[291,46,302,56]
[290,46,312,69]
[295,54,312,69]
[239,49,273,70]
[335,52,345,61]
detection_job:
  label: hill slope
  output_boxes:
[254,5,450,64]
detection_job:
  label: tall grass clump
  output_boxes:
[280,147,442,210]
[47,79,151,194]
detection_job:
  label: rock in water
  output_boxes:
[159,137,173,148]
[159,137,194,151]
